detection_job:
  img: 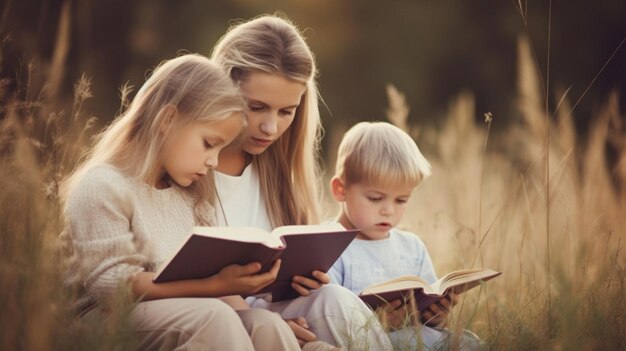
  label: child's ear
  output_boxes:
[159,105,178,134]
[330,176,347,201]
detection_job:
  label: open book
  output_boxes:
[154,223,358,302]
[359,268,501,312]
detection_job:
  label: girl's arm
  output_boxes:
[67,167,281,304]
[130,260,281,301]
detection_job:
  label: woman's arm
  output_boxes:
[290,270,330,296]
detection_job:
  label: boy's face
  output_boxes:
[333,179,415,240]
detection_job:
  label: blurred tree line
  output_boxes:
[1,0,624,137]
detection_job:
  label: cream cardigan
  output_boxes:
[64,164,198,314]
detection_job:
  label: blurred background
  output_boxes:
[2,0,624,136]
[1,1,626,349]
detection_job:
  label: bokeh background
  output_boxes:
[2,0,624,134]
[1,1,625,350]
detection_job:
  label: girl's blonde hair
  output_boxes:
[335,122,432,188]
[61,54,246,224]
[211,14,322,226]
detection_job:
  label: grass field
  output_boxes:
[1,11,624,350]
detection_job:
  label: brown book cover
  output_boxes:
[154,223,359,302]
[359,268,502,312]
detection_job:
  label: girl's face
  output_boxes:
[160,114,242,188]
[238,71,307,155]
[333,180,415,240]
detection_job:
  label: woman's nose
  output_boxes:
[260,113,278,135]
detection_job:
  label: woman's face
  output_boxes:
[238,71,307,155]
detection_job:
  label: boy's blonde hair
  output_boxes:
[335,121,432,188]
[211,14,322,226]
[61,54,246,224]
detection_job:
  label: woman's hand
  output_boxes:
[291,270,330,296]
[213,259,281,296]
[285,316,317,347]
[421,292,459,327]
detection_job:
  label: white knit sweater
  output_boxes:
[64,164,198,314]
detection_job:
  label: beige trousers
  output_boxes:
[251,284,393,350]
[130,298,299,350]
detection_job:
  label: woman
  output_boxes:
[210,15,393,350]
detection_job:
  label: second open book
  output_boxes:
[154,223,358,302]
[359,268,502,312]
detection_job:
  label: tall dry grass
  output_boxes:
[0,2,137,350]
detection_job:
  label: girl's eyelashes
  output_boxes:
[204,140,213,149]
[367,196,382,202]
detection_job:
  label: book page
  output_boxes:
[360,275,433,295]
[192,226,283,248]
[270,222,346,238]
[436,269,502,294]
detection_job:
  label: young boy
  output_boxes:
[328,121,484,350]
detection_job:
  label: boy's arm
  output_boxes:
[413,233,457,327]
[415,236,438,284]
[378,299,410,330]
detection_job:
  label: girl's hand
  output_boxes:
[291,270,330,296]
[285,316,317,347]
[421,292,459,327]
[213,259,281,295]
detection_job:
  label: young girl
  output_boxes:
[61,54,302,350]
[210,15,393,350]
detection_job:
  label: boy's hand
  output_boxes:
[291,270,330,296]
[421,292,459,327]
[285,316,317,347]
[379,299,413,330]
[213,259,281,295]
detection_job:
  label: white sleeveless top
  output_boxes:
[214,164,273,232]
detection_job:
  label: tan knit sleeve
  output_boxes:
[65,165,146,307]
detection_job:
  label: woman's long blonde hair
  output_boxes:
[60,54,246,224]
[211,14,322,226]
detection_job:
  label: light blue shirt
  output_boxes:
[328,228,438,293]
